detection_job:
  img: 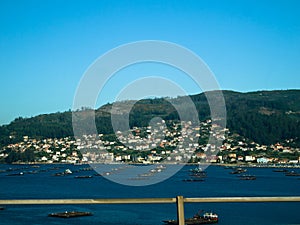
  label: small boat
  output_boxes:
[48,211,92,218]
[273,169,288,173]
[54,169,73,176]
[163,211,218,224]
[138,173,153,177]
[102,172,111,176]
[0,206,5,210]
[25,170,38,174]
[183,178,205,182]
[230,168,247,174]
[190,172,207,178]
[6,172,24,176]
[239,175,256,180]
[64,169,72,174]
[54,172,65,176]
[190,163,205,174]
[31,165,40,168]
[285,171,300,176]
[189,165,207,178]
[74,175,93,179]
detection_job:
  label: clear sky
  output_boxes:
[0,0,299,125]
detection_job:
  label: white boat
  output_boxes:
[64,169,72,174]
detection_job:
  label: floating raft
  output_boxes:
[74,175,93,179]
[48,211,92,218]
[238,174,256,180]
[182,178,205,182]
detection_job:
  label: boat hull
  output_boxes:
[163,218,218,224]
[48,211,92,218]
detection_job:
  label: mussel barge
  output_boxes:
[48,211,92,218]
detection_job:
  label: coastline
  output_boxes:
[3,161,300,169]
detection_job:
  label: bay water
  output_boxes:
[0,164,299,225]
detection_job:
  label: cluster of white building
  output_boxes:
[1,136,81,163]
[1,119,299,164]
[76,120,227,164]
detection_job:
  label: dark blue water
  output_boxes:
[0,164,299,225]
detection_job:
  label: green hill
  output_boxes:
[0,90,299,147]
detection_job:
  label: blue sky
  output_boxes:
[0,0,299,125]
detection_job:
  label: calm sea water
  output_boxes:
[0,164,299,225]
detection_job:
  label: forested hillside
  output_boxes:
[0,90,299,147]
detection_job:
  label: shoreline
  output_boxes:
[2,162,300,169]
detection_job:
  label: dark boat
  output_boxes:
[230,168,247,174]
[163,211,218,224]
[189,166,207,178]
[190,172,207,178]
[74,175,93,179]
[48,211,92,218]
[183,178,205,182]
[6,172,24,176]
[285,171,300,176]
[0,206,5,210]
[190,164,205,173]
[54,169,73,176]
[190,164,207,175]
[273,169,288,173]
[239,175,256,180]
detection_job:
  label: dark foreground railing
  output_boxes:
[1,196,300,225]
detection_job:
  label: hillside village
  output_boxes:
[1,119,299,165]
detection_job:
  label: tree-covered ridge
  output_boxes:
[0,90,299,148]
[0,111,73,148]
[223,90,300,145]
